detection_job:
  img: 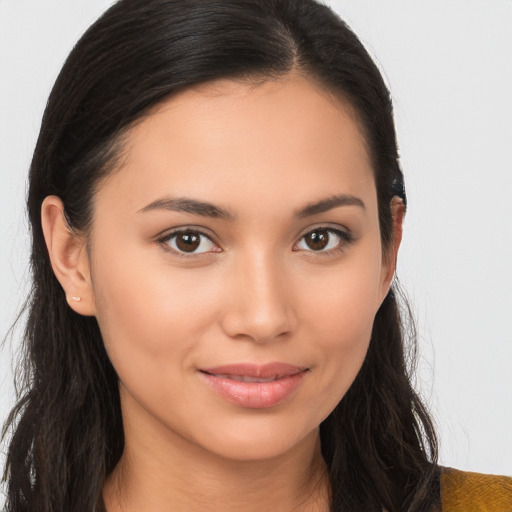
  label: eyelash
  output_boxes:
[156,228,219,259]
[157,226,353,258]
[294,227,353,256]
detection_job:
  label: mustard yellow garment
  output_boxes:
[441,467,512,511]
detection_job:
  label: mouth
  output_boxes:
[203,374,283,383]
[198,363,308,409]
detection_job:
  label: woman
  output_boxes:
[1,1,511,511]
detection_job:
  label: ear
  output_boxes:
[41,196,96,316]
[379,196,405,298]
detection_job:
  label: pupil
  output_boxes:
[306,230,328,250]
[176,233,200,252]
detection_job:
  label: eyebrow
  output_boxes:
[138,193,365,220]
[138,197,235,220]
[296,194,365,217]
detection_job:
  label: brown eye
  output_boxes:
[165,230,217,254]
[304,230,329,250]
[296,228,348,253]
[176,232,200,252]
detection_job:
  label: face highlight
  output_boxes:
[87,75,393,462]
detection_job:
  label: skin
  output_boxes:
[42,73,403,511]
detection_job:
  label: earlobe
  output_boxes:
[41,196,96,316]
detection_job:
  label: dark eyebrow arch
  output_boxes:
[296,194,365,218]
[139,193,363,220]
[138,197,235,220]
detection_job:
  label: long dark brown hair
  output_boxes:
[2,1,439,510]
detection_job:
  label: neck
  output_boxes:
[103,398,330,512]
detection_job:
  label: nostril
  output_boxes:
[219,307,296,344]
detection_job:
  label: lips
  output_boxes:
[198,363,308,409]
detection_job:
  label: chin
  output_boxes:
[187,417,319,463]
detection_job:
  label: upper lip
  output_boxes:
[199,362,307,379]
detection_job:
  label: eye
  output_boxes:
[161,229,219,255]
[295,228,349,253]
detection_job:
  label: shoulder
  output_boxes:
[441,466,512,511]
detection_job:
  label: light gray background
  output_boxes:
[1,1,511,496]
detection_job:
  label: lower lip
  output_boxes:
[199,371,307,409]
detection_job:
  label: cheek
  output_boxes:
[303,247,383,346]
[298,247,384,416]
[90,242,222,385]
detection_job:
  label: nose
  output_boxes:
[219,251,297,344]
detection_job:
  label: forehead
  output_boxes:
[94,74,376,219]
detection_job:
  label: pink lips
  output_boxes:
[198,363,307,409]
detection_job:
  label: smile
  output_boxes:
[198,363,308,409]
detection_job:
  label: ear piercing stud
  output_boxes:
[71,296,81,302]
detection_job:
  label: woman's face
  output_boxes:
[88,74,393,461]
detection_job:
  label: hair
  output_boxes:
[2,1,439,511]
